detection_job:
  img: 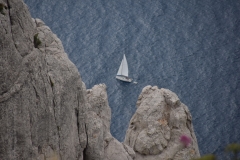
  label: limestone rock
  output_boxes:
[124,86,200,160]
[1,0,200,160]
[85,84,135,160]
[0,0,133,159]
[0,0,87,159]
[104,138,135,160]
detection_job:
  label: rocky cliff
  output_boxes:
[0,0,133,159]
[84,84,135,160]
[124,86,200,160]
[0,0,200,159]
[0,0,87,159]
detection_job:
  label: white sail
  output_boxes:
[117,59,123,75]
[117,54,128,77]
[116,54,132,82]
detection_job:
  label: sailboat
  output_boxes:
[116,54,132,82]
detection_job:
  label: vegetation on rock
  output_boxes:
[193,154,216,160]
[0,3,7,15]
[34,33,41,48]
[193,143,240,160]
[225,143,240,160]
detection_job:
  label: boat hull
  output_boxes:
[116,75,132,82]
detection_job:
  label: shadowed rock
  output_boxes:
[124,85,200,160]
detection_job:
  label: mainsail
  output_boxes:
[117,54,128,77]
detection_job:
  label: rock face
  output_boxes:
[84,84,135,160]
[0,1,135,159]
[0,0,87,159]
[0,0,200,160]
[124,86,200,160]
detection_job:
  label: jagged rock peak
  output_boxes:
[85,84,135,160]
[124,85,200,160]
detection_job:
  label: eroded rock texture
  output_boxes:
[0,0,86,159]
[0,0,133,159]
[84,84,135,160]
[1,0,201,160]
[124,86,200,160]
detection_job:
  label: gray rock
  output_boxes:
[1,1,132,159]
[0,0,86,159]
[85,84,135,160]
[124,86,200,160]
[1,0,200,160]
[104,138,135,160]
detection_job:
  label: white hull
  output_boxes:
[116,75,132,82]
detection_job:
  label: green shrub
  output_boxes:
[194,143,240,160]
[57,126,61,131]
[34,33,41,48]
[193,154,216,160]
[0,3,7,15]
[226,143,240,160]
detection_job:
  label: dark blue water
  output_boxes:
[24,0,240,159]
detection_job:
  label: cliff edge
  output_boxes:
[84,84,135,160]
[0,0,200,159]
[0,0,87,159]
[124,86,200,160]
[0,0,133,159]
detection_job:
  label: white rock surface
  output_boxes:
[124,86,200,160]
